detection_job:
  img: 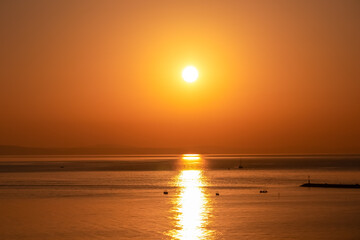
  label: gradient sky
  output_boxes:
[1,0,359,153]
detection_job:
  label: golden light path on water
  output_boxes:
[168,154,213,240]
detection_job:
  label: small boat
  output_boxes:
[163,191,168,195]
[238,159,244,169]
[216,192,220,196]
[260,190,268,193]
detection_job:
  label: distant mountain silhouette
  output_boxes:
[0,145,178,155]
[0,145,231,155]
[2,145,358,155]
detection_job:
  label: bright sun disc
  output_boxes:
[182,66,198,83]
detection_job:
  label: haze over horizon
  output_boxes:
[1,0,360,154]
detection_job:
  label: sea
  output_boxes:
[0,154,360,240]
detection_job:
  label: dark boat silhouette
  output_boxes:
[238,159,244,169]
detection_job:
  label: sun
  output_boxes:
[182,66,198,83]
[182,154,201,161]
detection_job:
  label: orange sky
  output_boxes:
[1,0,360,153]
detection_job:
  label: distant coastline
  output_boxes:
[1,153,360,172]
[1,145,360,156]
[0,145,185,155]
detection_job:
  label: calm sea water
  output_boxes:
[0,154,360,240]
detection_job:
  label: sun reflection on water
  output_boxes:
[167,154,213,239]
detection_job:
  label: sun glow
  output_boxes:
[182,66,199,83]
[182,154,201,161]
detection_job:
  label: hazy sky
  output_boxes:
[1,0,359,153]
